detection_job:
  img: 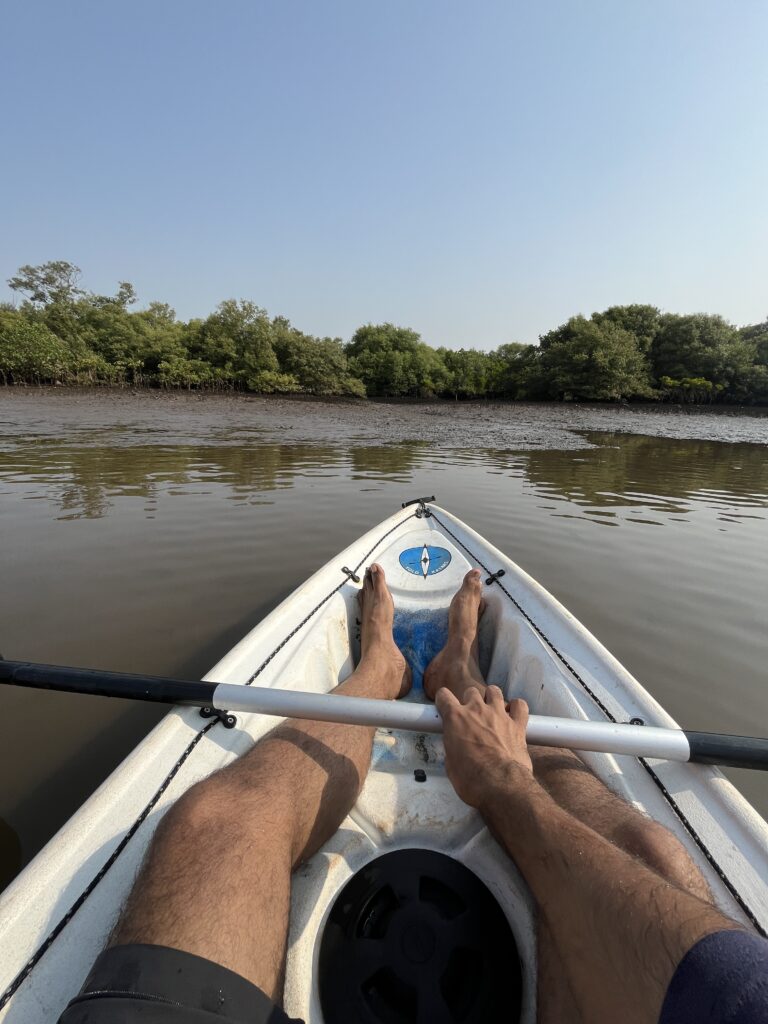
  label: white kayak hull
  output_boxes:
[2,503,767,1022]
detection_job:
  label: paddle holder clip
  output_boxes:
[402,495,435,518]
[341,566,361,584]
[485,569,506,586]
[200,706,237,729]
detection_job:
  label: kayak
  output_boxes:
[1,500,767,1023]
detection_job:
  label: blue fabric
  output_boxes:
[659,930,768,1024]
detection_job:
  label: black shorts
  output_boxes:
[58,944,304,1024]
[60,930,768,1023]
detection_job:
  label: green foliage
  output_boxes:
[186,299,279,388]
[741,318,768,371]
[658,376,724,403]
[3,261,768,404]
[488,343,542,398]
[592,305,660,353]
[272,319,365,396]
[437,348,491,398]
[346,324,450,397]
[538,316,652,400]
[650,314,753,399]
[156,356,215,389]
[745,365,768,403]
[245,369,302,394]
[7,260,84,306]
[0,309,72,383]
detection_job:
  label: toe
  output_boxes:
[463,569,482,592]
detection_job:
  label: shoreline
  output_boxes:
[2,386,767,451]
[2,384,767,419]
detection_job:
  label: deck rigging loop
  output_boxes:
[199,706,237,729]
[427,509,767,940]
[485,568,506,586]
[341,566,361,584]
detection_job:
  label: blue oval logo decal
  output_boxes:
[399,545,452,578]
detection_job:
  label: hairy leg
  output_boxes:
[530,746,711,900]
[530,745,711,1023]
[113,564,410,1002]
[423,570,709,1023]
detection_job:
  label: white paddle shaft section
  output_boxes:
[212,684,692,762]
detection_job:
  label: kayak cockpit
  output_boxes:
[3,505,767,1024]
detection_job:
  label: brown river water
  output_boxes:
[1,390,767,890]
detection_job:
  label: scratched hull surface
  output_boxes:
[2,505,768,1023]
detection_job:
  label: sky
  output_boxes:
[1,0,766,349]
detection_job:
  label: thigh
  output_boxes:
[111,783,294,1000]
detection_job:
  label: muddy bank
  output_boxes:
[2,387,767,450]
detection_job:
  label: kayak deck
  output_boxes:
[2,504,767,1023]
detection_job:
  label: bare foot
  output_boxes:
[423,569,486,701]
[357,564,411,699]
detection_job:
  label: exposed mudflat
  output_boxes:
[2,388,767,450]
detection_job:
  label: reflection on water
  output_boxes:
[1,403,767,887]
[2,432,766,526]
[523,433,768,524]
[0,443,348,519]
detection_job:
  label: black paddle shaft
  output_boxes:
[0,660,217,706]
[686,731,768,770]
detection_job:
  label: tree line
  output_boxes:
[2,261,767,403]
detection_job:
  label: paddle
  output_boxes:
[2,659,767,770]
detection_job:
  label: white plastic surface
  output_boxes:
[2,504,767,1024]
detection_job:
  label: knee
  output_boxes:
[615,818,709,899]
[155,771,297,858]
[154,778,237,850]
[614,817,678,871]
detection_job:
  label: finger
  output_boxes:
[507,697,530,728]
[485,685,505,707]
[463,686,484,707]
[435,688,460,715]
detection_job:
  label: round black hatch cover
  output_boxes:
[318,848,522,1024]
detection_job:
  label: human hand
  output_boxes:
[435,686,533,810]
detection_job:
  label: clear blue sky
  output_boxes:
[2,0,766,349]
